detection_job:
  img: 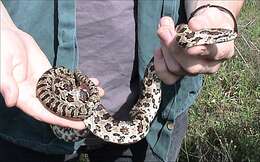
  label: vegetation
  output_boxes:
[178,1,260,161]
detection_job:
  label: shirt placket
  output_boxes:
[56,0,78,70]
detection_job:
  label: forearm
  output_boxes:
[185,0,245,19]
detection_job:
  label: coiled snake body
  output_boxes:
[36,24,237,144]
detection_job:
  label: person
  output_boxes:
[0,0,244,162]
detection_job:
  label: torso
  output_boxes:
[76,0,136,115]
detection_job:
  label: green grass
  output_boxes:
[178,1,260,162]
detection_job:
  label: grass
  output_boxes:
[178,1,260,162]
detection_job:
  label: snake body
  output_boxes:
[36,24,237,144]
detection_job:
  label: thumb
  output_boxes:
[157,16,176,47]
[154,48,180,85]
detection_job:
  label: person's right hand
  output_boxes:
[1,27,104,130]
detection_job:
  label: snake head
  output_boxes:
[175,24,237,48]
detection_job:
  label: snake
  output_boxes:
[36,24,237,144]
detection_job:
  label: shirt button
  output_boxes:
[166,121,175,130]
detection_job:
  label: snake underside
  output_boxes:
[36,24,237,144]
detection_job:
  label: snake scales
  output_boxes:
[36,24,237,144]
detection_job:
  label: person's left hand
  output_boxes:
[154,7,236,85]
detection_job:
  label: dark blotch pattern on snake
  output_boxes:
[36,24,237,144]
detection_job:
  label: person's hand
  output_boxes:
[1,27,104,130]
[155,7,236,85]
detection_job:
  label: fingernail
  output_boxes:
[160,18,171,26]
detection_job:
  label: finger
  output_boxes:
[204,61,222,74]
[177,56,222,75]
[89,78,104,97]
[154,49,180,85]
[90,78,99,86]
[159,16,175,29]
[187,16,235,60]
[0,74,18,107]
[18,94,86,130]
[206,41,235,61]
[161,45,186,76]
[185,45,210,56]
[172,42,221,75]
[186,42,234,61]
[97,87,105,97]
[157,16,175,47]
[182,19,214,58]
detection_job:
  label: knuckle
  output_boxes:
[186,47,205,56]
[226,49,235,59]
[214,51,226,60]
[210,64,221,74]
[207,67,219,74]
[214,45,235,61]
[184,66,202,75]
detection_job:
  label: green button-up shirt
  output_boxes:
[1,1,202,161]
